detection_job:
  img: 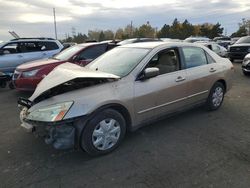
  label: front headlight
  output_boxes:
[243,58,250,66]
[26,101,73,122]
[22,69,39,78]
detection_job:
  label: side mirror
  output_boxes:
[141,67,159,80]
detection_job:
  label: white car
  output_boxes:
[242,53,250,76]
[195,42,228,57]
[0,38,63,73]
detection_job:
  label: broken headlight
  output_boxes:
[26,101,73,122]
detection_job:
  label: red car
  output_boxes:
[13,42,117,91]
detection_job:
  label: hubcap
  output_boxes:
[92,118,121,151]
[212,87,224,107]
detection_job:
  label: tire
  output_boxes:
[80,109,126,156]
[9,82,15,89]
[206,82,225,111]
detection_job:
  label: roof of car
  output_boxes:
[120,41,201,49]
[78,41,116,47]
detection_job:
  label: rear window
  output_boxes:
[38,42,59,51]
[182,47,208,68]
[78,44,107,60]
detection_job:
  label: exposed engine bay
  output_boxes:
[33,77,116,104]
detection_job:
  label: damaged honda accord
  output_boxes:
[18,42,234,156]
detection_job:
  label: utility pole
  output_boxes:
[53,8,58,39]
[130,21,133,38]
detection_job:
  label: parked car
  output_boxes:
[62,42,77,50]
[184,37,211,43]
[0,38,63,74]
[228,36,250,62]
[118,38,162,45]
[13,42,117,91]
[160,38,182,42]
[18,42,233,156]
[242,53,250,76]
[195,42,228,57]
[230,37,241,45]
[213,36,231,49]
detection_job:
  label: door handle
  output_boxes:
[42,53,47,55]
[175,76,186,82]
[18,55,23,58]
[209,68,216,72]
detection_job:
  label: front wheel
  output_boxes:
[80,109,126,156]
[206,82,225,111]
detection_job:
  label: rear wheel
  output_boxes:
[206,82,225,111]
[80,109,126,156]
[9,82,15,89]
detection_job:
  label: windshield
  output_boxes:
[236,36,250,44]
[53,45,83,61]
[87,47,150,77]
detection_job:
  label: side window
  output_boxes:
[146,49,180,75]
[20,42,40,52]
[78,44,107,60]
[206,52,216,64]
[182,47,207,68]
[2,43,19,54]
[38,42,59,51]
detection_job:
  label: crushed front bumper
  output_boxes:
[18,98,86,150]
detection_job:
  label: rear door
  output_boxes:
[134,48,188,124]
[181,46,219,104]
[38,41,60,58]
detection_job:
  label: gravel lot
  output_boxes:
[0,63,249,188]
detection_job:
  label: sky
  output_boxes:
[0,0,249,41]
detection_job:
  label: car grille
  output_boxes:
[230,46,249,52]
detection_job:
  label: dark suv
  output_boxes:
[228,36,250,62]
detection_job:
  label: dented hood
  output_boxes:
[29,62,120,101]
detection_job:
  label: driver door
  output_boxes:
[134,48,188,125]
